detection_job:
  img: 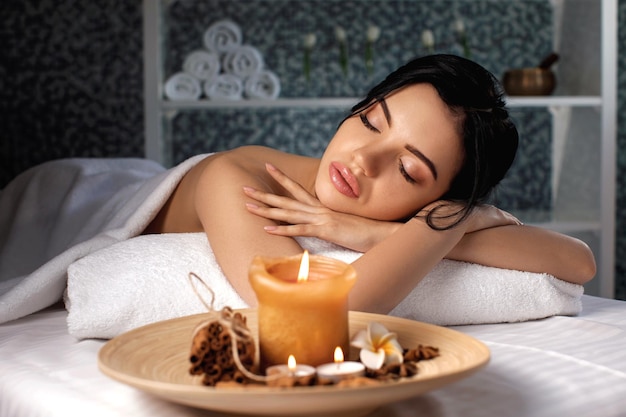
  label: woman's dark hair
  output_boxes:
[347,54,519,229]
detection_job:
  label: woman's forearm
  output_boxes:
[349,217,468,313]
[446,224,596,285]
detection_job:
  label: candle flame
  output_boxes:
[288,354,297,371]
[297,250,309,282]
[334,346,344,363]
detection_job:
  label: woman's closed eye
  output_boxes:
[398,160,417,184]
[360,113,380,133]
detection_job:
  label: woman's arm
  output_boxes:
[245,164,596,293]
[348,214,468,313]
[192,153,306,306]
[447,225,596,285]
[243,163,402,252]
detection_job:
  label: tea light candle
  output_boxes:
[249,251,357,370]
[316,347,366,384]
[266,355,316,387]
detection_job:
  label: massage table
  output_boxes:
[1,295,625,417]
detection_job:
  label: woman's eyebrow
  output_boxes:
[380,99,392,127]
[405,144,438,180]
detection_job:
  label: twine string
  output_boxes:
[188,272,280,383]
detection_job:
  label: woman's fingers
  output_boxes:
[264,223,324,238]
[245,201,323,225]
[243,184,399,252]
[265,163,321,206]
[243,186,317,213]
[465,204,523,233]
[243,185,338,239]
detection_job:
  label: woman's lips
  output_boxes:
[329,162,360,198]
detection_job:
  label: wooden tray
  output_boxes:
[99,309,489,417]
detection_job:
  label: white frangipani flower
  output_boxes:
[351,322,404,370]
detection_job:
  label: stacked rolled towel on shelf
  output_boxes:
[164,20,281,101]
[182,50,221,81]
[164,72,202,101]
[204,73,244,100]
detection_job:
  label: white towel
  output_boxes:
[222,45,265,79]
[296,237,583,325]
[182,50,221,81]
[203,20,242,53]
[66,234,247,339]
[65,232,583,340]
[0,155,208,324]
[244,69,281,99]
[164,72,202,101]
[204,73,243,100]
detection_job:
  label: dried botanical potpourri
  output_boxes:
[188,313,439,388]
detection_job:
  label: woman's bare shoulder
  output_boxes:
[196,146,314,192]
[144,147,279,233]
[196,147,282,183]
[197,146,287,169]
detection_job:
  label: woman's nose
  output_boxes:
[352,144,389,177]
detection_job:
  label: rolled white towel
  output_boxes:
[164,72,202,101]
[204,73,243,100]
[244,70,281,100]
[182,50,220,81]
[203,20,242,53]
[222,45,264,78]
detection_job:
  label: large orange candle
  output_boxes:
[249,251,357,370]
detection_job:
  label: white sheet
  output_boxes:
[0,155,207,323]
[1,295,625,417]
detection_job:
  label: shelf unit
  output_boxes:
[143,0,617,298]
[157,95,603,110]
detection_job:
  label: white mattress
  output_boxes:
[1,295,625,417]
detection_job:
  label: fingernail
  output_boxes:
[264,225,277,231]
[243,186,255,193]
[265,163,277,172]
[245,203,259,209]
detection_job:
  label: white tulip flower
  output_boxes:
[367,25,381,43]
[422,29,435,53]
[335,26,347,43]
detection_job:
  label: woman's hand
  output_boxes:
[464,204,523,233]
[243,163,400,252]
[416,200,522,234]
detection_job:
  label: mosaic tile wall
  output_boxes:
[0,0,145,183]
[164,0,552,98]
[163,0,553,212]
[0,0,625,299]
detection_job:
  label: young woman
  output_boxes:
[144,54,596,313]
